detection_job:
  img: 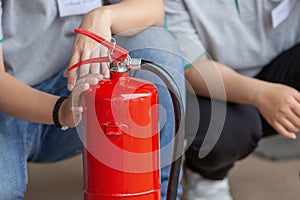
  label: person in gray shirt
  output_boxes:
[0,0,185,199]
[164,0,300,199]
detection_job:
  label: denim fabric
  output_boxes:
[0,69,82,200]
[0,28,185,200]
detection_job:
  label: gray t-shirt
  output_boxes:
[164,0,300,77]
[0,0,115,86]
[0,0,83,85]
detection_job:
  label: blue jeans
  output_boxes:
[0,70,82,200]
[0,27,185,200]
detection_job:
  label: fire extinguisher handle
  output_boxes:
[68,29,130,71]
[74,29,129,61]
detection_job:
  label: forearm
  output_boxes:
[186,55,300,139]
[0,72,58,124]
[107,0,164,34]
[217,63,266,106]
[82,0,164,36]
[185,56,266,107]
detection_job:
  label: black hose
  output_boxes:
[140,61,185,200]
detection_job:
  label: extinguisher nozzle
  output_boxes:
[128,58,142,70]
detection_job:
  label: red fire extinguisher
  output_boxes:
[69,29,184,200]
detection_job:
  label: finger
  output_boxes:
[285,106,300,129]
[278,117,299,133]
[66,53,81,91]
[72,83,90,107]
[75,74,102,86]
[90,46,101,74]
[274,122,297,139]
[79,51,92,78]
[72,74,102,100]
[291,96,300,119]
[71,74,102,123]
[293,92,300,104]
[71,106,83,127]
[71,74,102,110]
[277,97,300,129]
[71,106,84,113]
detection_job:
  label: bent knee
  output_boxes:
[185,124,263,170]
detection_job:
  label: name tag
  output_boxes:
[271,0,296,28]
[57,0,103,17]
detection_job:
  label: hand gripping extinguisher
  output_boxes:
[69,29,185,200]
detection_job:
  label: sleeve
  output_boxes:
[164,0,205,67]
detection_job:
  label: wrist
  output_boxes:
[53,96,69,131]
[250,80,269,108]
[84,7,113,34]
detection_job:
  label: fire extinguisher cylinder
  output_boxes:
[82,68,161,200]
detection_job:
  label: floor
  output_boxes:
[24,153,300,200]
